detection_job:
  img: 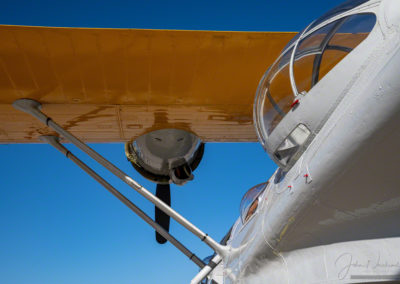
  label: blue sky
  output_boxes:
[0,1,341,283]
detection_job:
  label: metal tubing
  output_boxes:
[190,254,222,284]
[12,99,226,257]
[40,135,206,269]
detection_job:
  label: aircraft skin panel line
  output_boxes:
[5,0,400,283]
[211,1,400,283]
[0,25,295,143]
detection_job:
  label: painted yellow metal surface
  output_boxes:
[0,25,295,142]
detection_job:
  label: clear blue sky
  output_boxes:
[0,1,340,283]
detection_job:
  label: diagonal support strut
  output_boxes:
[12,98,227,261]
[39,135,206,269]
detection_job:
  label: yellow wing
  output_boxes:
[0,25,295,142]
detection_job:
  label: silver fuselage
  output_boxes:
[208,0,400,283]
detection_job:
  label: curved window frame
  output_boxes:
[287,3,378,98]
[254,1,379,150]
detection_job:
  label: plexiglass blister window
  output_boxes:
[255,12,376,146]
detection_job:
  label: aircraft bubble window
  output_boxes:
[240,182,268,224]
[293,13,376,94]
[255,46,294,139]
[254,12,376,151]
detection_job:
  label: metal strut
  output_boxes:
[12,98,227,260]
[191,254,222,284]
[39,135,206,269]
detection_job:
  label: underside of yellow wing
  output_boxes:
[0,25,295,142]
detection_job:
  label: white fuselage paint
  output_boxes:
[207,0,400,283]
